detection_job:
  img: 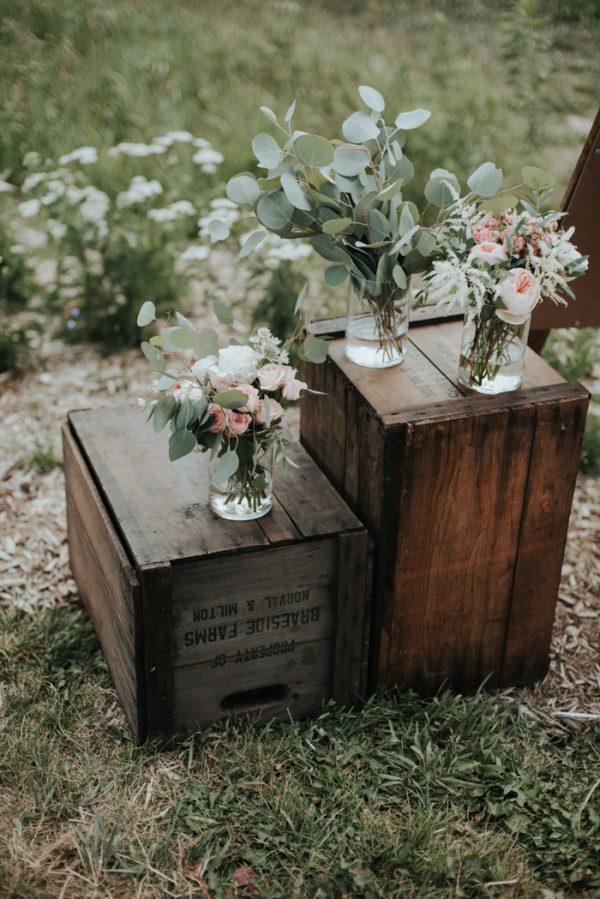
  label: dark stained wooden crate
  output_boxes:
[300,319,589,695]
[63,408,371,742]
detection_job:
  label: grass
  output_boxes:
[1,606,599,898]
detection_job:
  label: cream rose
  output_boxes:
[281,377,307,401]
[207,404,227,433]
[226,410,251,436]
[236,383,260,413]
[171,380,205,402]
[495,268,540,325]
[209,345,258,386]
[191,355,217,378]
[257,363,296,392]
[256,399,284,425]
[470,241,508,265]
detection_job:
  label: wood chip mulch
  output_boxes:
[1,340,598,730]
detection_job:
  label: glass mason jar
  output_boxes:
[208,445,273,521]
[345,279,411,369]
[458,302,531,395]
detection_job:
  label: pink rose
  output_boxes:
[208,404,227,433]
[281,377,307,401]
[226,410,251,436]
[212,378,232,393]
[258,363,295,392]
[470,241,508,265]
[256,398,284,425]
[236,383,260,413]
[472,227,495,244]
[495,268,541,325]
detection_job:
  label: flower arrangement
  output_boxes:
[136,299,325,520]
[206,86,439,367]
[418,165,588,392]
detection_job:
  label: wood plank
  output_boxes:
[140,562,175,740]
[500,392,589,686]
[382,404,536,694]
[69,408,269,566]
[173,636,333,733]
[332,531,371,704]
[66,497,141,739]
[171,540,336,668]
[63,424,143,739]
[328,337,460,416]
[409,321,565,391]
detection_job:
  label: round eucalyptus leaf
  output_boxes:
[467,161,503,197]
[212,389,248,409]
[416,230,437,256]
[168,428,196,462]
[394,108,431,130]
[213,299,234,325]
[152,395,177,433]
[392,265,407,289]
[208,219,230,242]
[280,172,311,211]
[301,334,329,363]
[256,191,294,231]
[141,341,165,371]
[425,178,456,207]
[367,208,389,242]
[358,85,385,112]
[324,265,349,286]
[294,134,334,167]
[522,165,555,191]
[480,194,519,215]
[332,146,370,177]
[252,132,281,169]
[260,106,279,126]
[322,217,352,235]
[137,300,156,327]
[239,229,267,258]
[212,449,239,485]
[342,111,380,144]
[226,174,260,206]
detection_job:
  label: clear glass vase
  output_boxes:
[208,446,273,520]
[345,280,411,368]
[458,303,531,395]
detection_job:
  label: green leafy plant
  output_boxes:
[0,221,39,373]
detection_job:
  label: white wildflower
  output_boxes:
[23,151,41,168]
[0,180,14,193]
[9,244,26,255]
[19,199,41,218]
[147,200,195,223]
[79,187,110,223]
[265,240,312,263]
[59,146,99,165]
[117,175,163,207]
[152,131,194,147]
[192,137,211,149]
[108,142,166,158]
[198,207,239,239]
[179,245,210,263]
[47,219,67,240]
[210,198,237,211]
[249,327,289,363]
[192,148,224,166]
[22,173,46,192]
[41,179,66,205]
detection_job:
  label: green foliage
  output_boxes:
[543,327,600,382]
[251,261,307,353]
[1,606,599,896]
[0,217,38,373]
[581,410,600,475]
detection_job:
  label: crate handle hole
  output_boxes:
[221,684,289,711]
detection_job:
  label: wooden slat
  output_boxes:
[140,562,175,740]
[327,338,460,416]
[382,404,536,694]
[62,424,143,738]
[173,637,333,733]
[500,392,589,685]
[171,540,337,668]
[332,531,371,704]
[409,321,565,391]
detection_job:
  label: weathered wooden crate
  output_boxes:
[63,408,371,742]
[300,319,589,695]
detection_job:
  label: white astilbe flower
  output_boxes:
[530,238,575,308]
[249,327,290,364]
[423,253,492,315]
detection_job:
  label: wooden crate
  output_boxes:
[63,408,371,742]
[300,319,589,695]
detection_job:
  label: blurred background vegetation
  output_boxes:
[1,0,599,469]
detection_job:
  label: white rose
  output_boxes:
[495,268,541,325]
[191,355,217,378]
[258,363,296,392]
[210,345,258,385]
[171,380,204,402]
[470,241,508,265]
